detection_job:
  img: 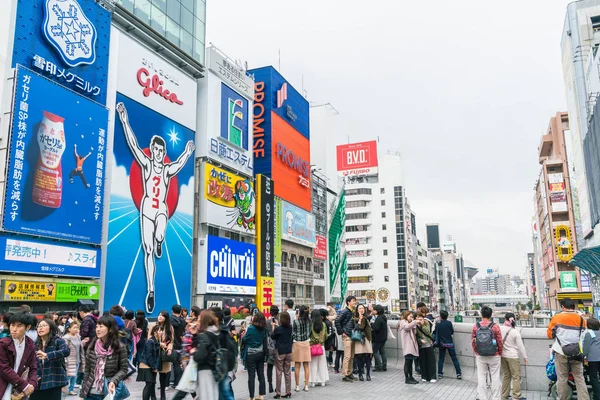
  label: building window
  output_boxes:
[290,284,296,298]
[382,224,386,230]
[384,262,389,269]
[383,250,388,256]
[306,286,312,299]
[297,285,304,298]
[208,226,219,236]
[282,252,288,268]
[381,212,386,218]
[384,276,389,282]
[290,254,297,269]
[381,200,385,206]
[383,237,387,243]
[380,188,385,194]
[298,256,305,271]
[229,232,240,241]
[315,286,325,302]
[282,283,289,298]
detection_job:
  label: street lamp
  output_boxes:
[545,284,551,315]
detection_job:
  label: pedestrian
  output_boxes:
[284,300,296,324]
[80,315,129,400]
[416,307,436,383]
[583,316,600,400]
[124,310,141,360]
[209,306,236,400]
[30,318,70,400]
[547,298,589,400]
[472,306,503,400]
[223,308,236,335]
[335,296,358,382]
[353,304,373,382]
[242,311,268,400]
[266,305,280,393]
[324,306,337,367]
[181,308,188,320]
[0,311,38,399]
[56,314,69,337]
[292,305,311,392]
[500,312,527,400]
[272,311,293,399]
[79,305,96,352]
[434,310,462,380]
[63,320,84,396]
[191,310,221,400]
[170,305,187,388]
[309,309,329,387]
[0,313,13,340]
[333,321,344,375]
[399,310,419,384]
[137,325,162,400]
[157,310,175,400]
[171,319,199,400]
[134,310,149,367]
[189,306,201,322]
[371,305,387,372]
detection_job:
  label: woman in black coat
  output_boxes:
[371,305,388,372]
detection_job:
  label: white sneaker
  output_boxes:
[310,383,315,388]
[295,387,300,392]
[430,379,437,383]
[422,378,426,382]
[320,383,326,387]
[304,386,309,392]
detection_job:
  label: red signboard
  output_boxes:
[314,235,327,260]
[336,140,378,176]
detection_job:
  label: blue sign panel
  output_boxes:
[3,66,109,245]
[280,200,316,248]
[249,66,309,139]
[104,93,195,316]
[206,235,256,295]
[0,233,101,278]
[12,0,111,103]
[220,83,249,150]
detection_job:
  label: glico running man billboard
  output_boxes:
[3,66,109,245]
[249,66,311,211]
[104,31,197,316]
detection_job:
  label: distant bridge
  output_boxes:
[470,294,530,306]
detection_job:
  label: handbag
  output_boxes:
[176,359,198,393]
[556,317,584,360]
[103,378,130,400]
[310,344,324,357]
[386,324,396,340]
[350,329,364,342]
[160,348,177,363]
[11,367,29,400]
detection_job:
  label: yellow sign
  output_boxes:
[3,280,56,301]
[204,163,250,207]
[555,224,574,262]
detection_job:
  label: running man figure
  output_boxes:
[69,144,92,188]
[116,102,195,314]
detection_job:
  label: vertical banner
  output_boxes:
[256,174,275,317]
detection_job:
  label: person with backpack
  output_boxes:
[190,310,224,400]
[415,307,436,383]
[472,306,503,400]
[500,312,527,400]
[434,310,461,380]
[583,316,600,400]
[547,298,589,400]
[242,312,268,400]
[272,312,293,399]
[208,307,238,400]
[223,308,236,335]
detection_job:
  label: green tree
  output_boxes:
[516,302,522,311]
[473,303,481,310]
[527,301,533,310]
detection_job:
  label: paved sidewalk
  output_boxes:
[65,359,552,400]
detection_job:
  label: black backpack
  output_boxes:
[475,322,498,356]
[199,331,238,382]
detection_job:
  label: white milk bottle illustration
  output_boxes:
[33,111,66,208]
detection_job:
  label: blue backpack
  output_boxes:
[546,354,557,381]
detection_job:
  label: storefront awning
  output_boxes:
[569,246,600,275]
[556,292,593,301]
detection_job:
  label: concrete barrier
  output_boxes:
[385,321,553,392]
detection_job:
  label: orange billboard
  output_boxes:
[271,113,311,211]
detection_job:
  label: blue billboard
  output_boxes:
[0,233,100,278]
[248,66,309,178]
[12,0,111,104]
[280,200,316,248]
[3,66,108,245]
[104,93,195,316]
[205,235,256,295]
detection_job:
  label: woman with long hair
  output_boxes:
[272,311,293,399]
[56,314,69,337]
[30,319,70,400]
[500,312,527,400]
[353,304,373,381]
[309,309,329,387]
[242,311,268,400]
[292,305,311,392]
[157,310,175,400]
[190,310,221,400]
[266,305,280,394]
[399,310,419,384]
[137,325,162,400]
[135,309,148,366]
[80,315,128,400]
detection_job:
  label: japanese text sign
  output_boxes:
[56,282,99,302]
[3,280,56,301]
[314,235,327,260]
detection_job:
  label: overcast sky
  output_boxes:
[207,1,573,278]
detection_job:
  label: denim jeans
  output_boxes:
[68,376,77,392]
[246,351,266,398]
[373,342,387,369]
[438,346,462,376]
[219,375,235,400]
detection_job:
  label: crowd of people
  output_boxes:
[2,296,597,400]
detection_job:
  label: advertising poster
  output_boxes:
[314,235,327,260]
[3,280,56,301]
[3,66,108,244]
[0,234,100,277]
[205,235,256,295]
[203,162,255,235]
[336,140,379,177]
[274,262,282,308]
[560,271,577,292]
[281,200,316,248]
[56,282,99,302]
[256,174,275,318]
[12,0,111,103]
[104,93,195,315]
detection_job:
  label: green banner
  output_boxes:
[275,198,282,263]
[329,190,345,293]
[56,282,100,302]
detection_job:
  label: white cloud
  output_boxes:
[177,176,195,216]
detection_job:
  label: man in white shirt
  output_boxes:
[0,312,37,400]
[285,299,296,323]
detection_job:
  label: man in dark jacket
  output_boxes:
[78,305,96,351]
[335,295,357,382]
[170,304,187,387]
[223,308,236,335]
[371,305,388,372]
[435,310,462,379]
[0,312,37,399]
